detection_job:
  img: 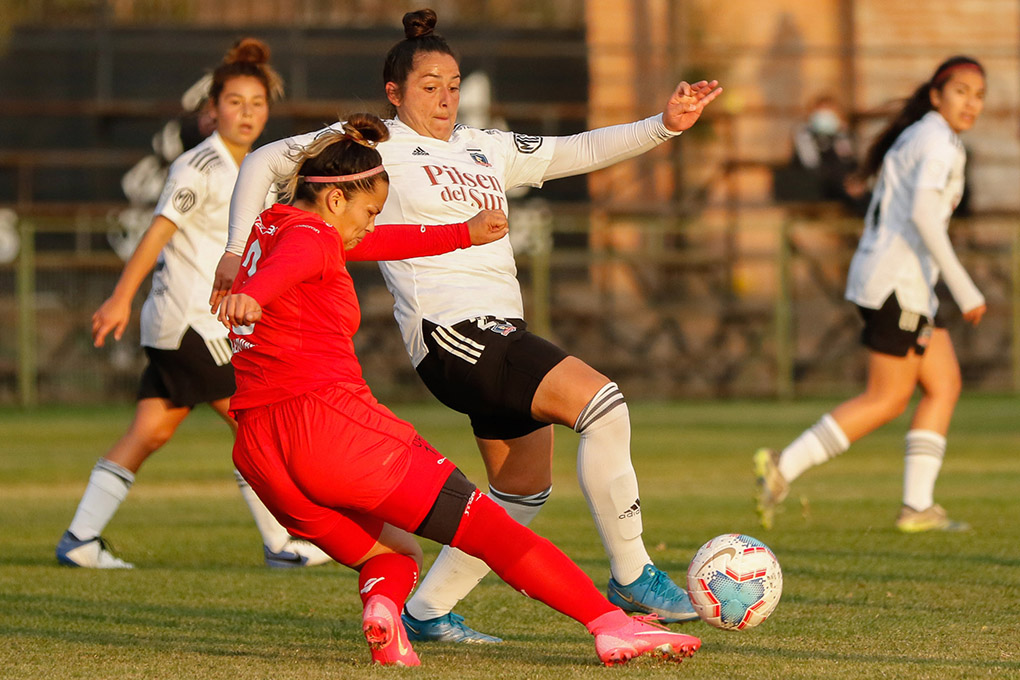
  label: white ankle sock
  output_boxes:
[234,469,291,552]
[67,459,135,541]
[574,382,650,586]
[778,413,850,483]
[404,485,550,621]
[902,429,946,511]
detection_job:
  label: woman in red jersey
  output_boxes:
[216,113,701,667]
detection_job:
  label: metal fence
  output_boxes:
[3,203,1017,406]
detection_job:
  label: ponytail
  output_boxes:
[281,113,390,204]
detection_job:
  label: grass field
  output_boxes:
[1,395,1018,679]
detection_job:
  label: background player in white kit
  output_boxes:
[56,38,331,569]
[755,56,988,533]
[212,9,722,640]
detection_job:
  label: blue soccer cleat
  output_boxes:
[607,564,700,623]
[401,608,503,644]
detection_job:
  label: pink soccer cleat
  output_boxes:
[593,613,701,666]
[362,595,420,667]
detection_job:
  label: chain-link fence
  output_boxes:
[3,204,1017,406]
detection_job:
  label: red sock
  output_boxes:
[357,553,419,608]
[451,493,616,626]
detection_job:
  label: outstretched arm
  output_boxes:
[347,210,509,262]
[543,80,722,181]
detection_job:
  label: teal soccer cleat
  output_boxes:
[401,609,503,644]
[607,564,700,623]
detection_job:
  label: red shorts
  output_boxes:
[232,382,459,565]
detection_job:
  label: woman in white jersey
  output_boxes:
[755,56,987,533]
[57,39,330,569]
[212,9,722,640]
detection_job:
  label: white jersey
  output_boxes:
[376,118,555,364]
[140,132,241,355]
[846,111,982,317]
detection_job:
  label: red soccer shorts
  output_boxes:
[232,382,459,566]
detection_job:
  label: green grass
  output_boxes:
[1,395,1018,679]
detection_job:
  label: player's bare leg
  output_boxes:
[57,397,189,568]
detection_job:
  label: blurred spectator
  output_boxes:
[775,94,869,214]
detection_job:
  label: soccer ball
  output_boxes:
[686,533,782,630]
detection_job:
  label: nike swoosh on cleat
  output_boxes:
[610,588,638,605]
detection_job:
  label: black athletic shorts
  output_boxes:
[856,293,945,357]
[138,327,235,408]
[415,317,568,440]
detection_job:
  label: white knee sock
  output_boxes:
[902,429,946,511]
[575,382,650,586]
[234,469,292,552]
[778,413,850,483]
[404,485,549,621]
[67,459,135,541]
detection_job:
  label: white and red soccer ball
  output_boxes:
[686,533,783,630]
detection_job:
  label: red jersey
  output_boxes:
[228,203,471,410]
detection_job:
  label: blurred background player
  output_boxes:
[110,74,216,261]
[56,38,331,569]
[215,114,701,667]
[213,8,722,641]
[755,56,988,533]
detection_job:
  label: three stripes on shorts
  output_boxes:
[430,325,485,364]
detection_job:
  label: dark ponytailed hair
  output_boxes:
[382,8,459,113]
[209,37,285,105]
[281,113,390,204]
[859,55,984,179]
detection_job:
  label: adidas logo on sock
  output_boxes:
[411,147,429,156]
[618,499,642,520]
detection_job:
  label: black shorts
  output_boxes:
[138,327,235,408]
[857,294,945,357]
[415,317,568,440]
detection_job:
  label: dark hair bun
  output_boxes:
[403,9,438,39]
[344,113,390,146]
[225,37,270,66]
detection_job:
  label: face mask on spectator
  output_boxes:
[809,109,841,136]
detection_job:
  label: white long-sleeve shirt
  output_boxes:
[227,114,681,365]
[846,111,984,317]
